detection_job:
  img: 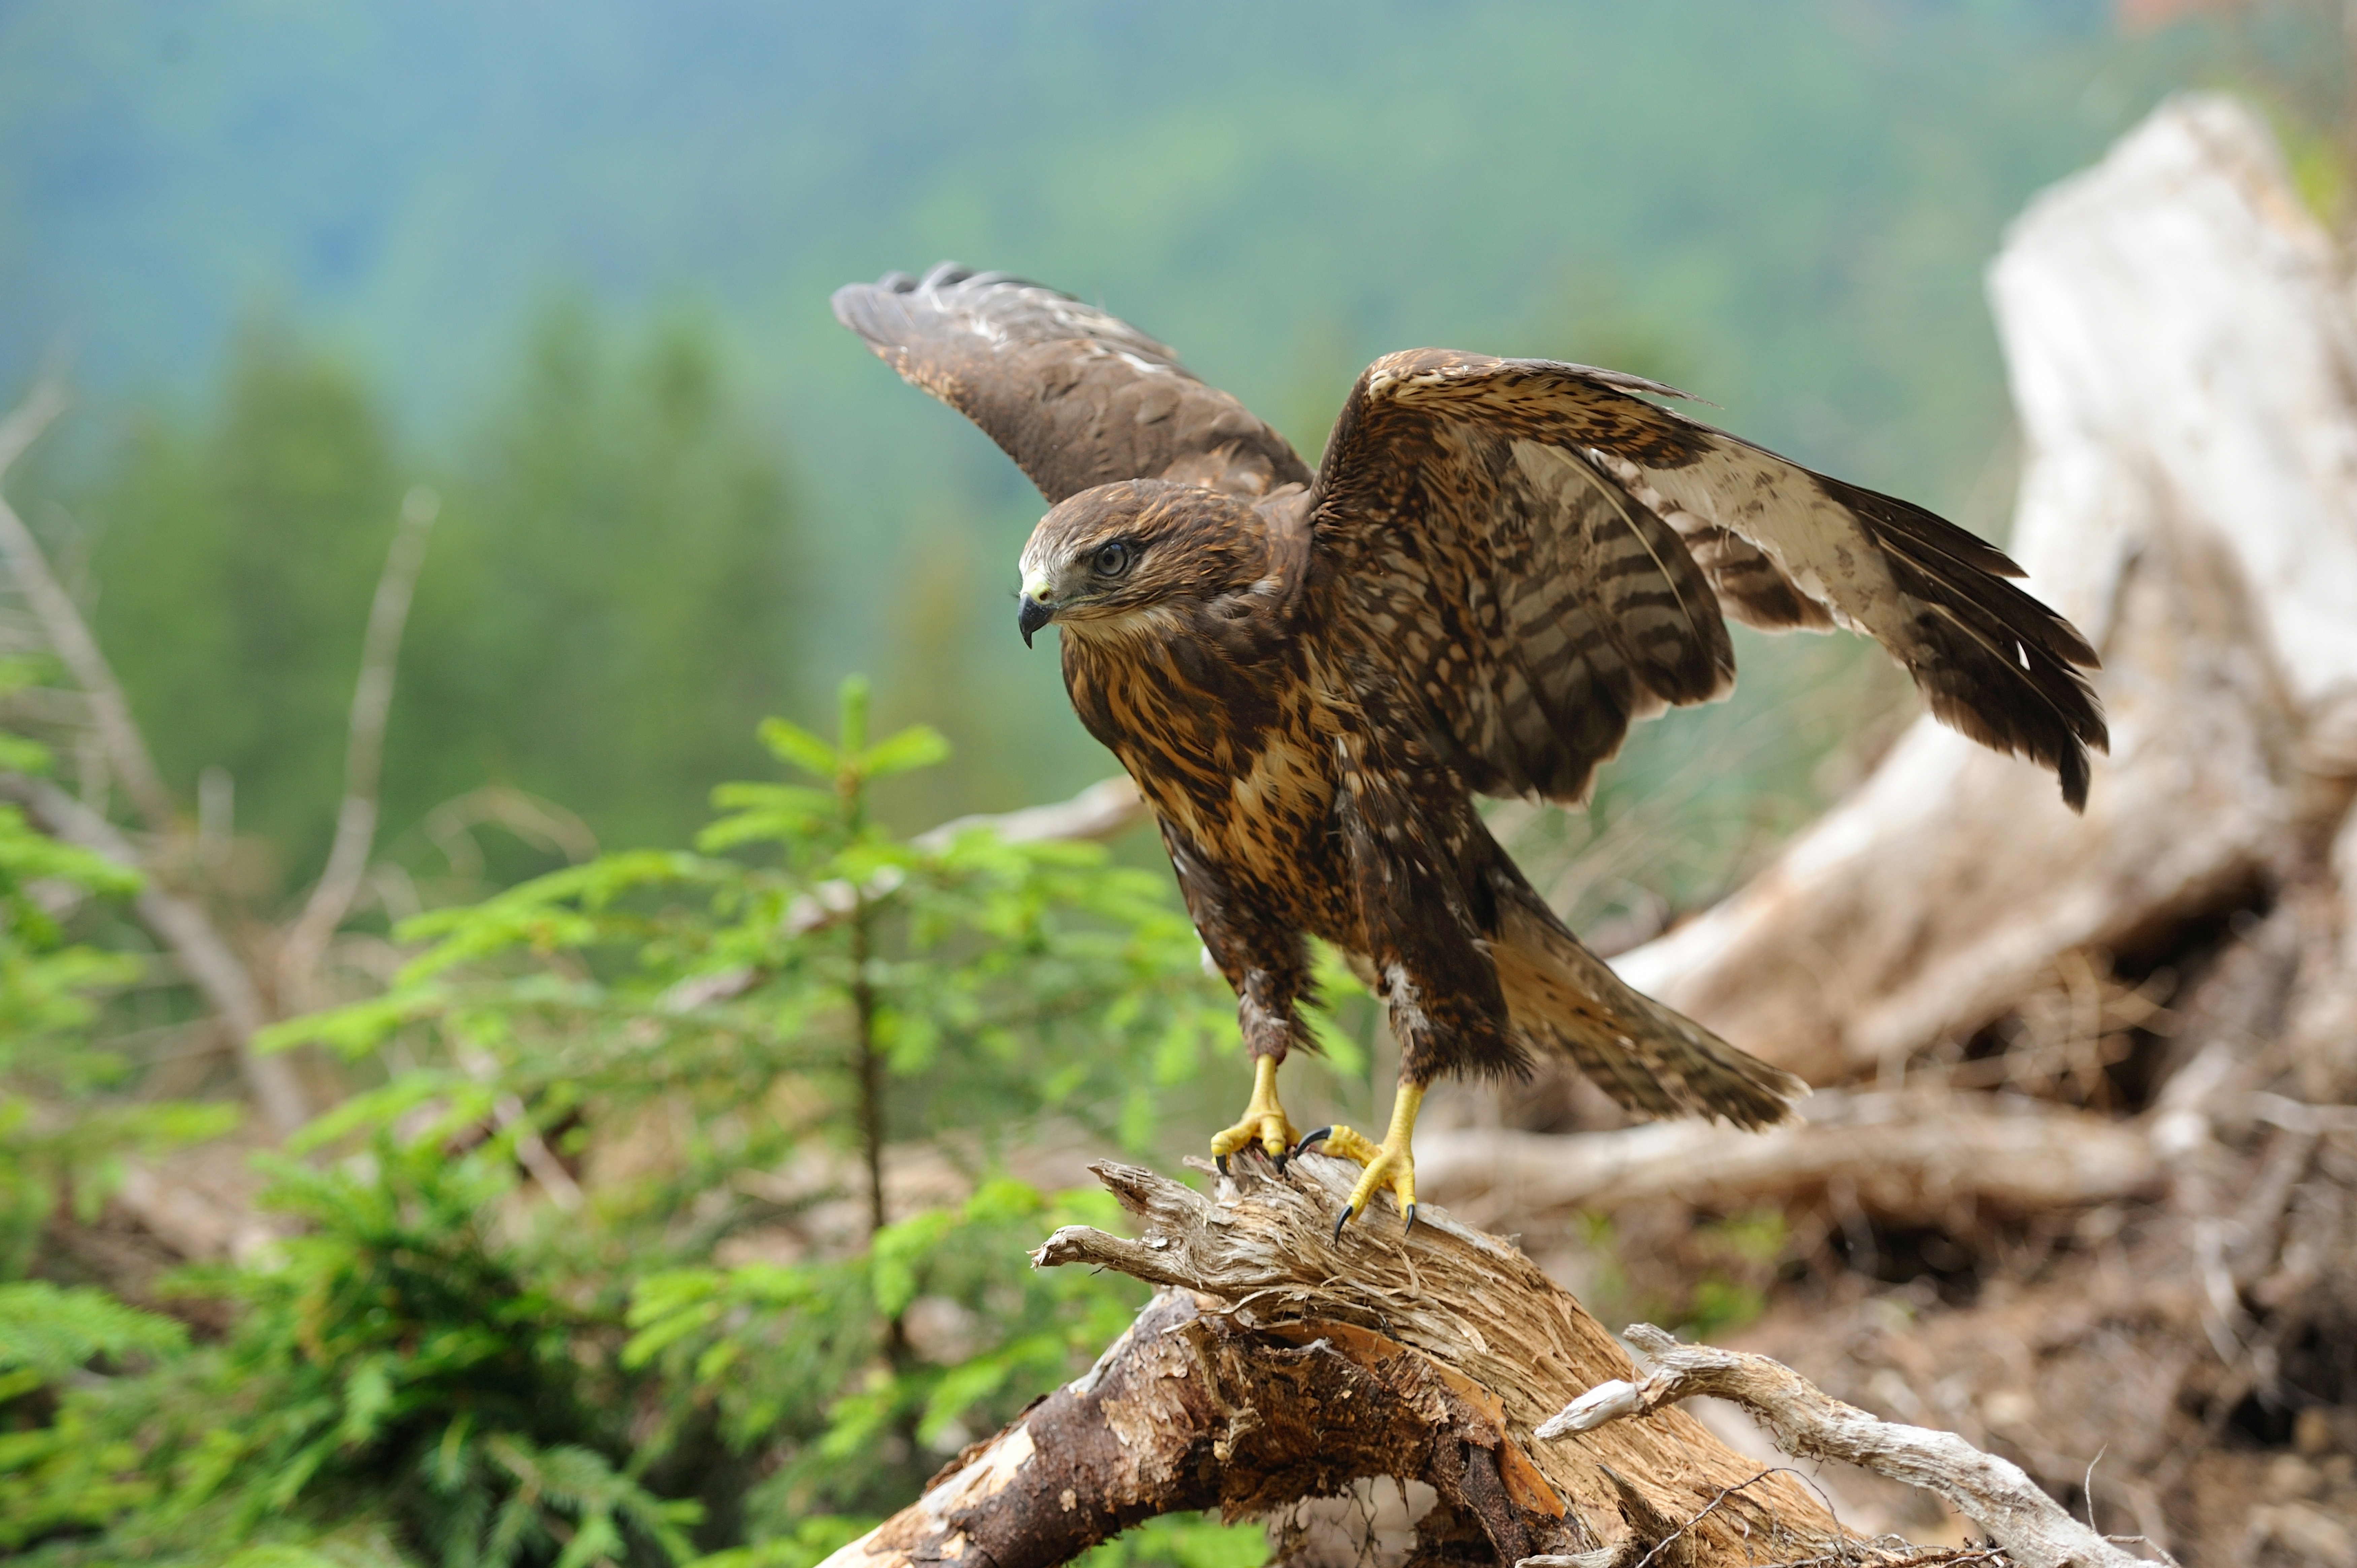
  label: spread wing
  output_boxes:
[1311,350,2107,809]
[832,263,1313,504]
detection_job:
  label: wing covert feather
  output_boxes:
[832,264,1312,503]
[1310,370,1736,804]
[1314,350,2107,810]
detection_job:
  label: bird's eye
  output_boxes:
[1092,541,1134,578]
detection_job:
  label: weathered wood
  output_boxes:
[1613,94,2357,1087]
[1543,1326,2146,1568]
[818,1156,1845,1568]
[1418,1090,2162,1229]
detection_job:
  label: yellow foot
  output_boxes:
[1294,1083,1425,1238]
[1209,1054,1301,1174]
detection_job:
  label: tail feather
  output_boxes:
[1488,880,1804,1129]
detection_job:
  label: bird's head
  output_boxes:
[1016,479,1266,646]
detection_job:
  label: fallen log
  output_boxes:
[817,1155,1846,1568]
[1418,1090,2162,1231]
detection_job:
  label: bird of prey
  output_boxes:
[835,263,2105,1236]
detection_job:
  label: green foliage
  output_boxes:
[0,1136,697,1565]
[86,327,410,876]
[79,308,807,889]
[0,1282,186,1384]
[1,687,1261,1567]
[276,677,1232,1202]
[621,1178,1140,1519]
[1080,1514,1276,1568]
[0,719,233,1554]
[0,711,239,1275]
[396,306,807,857]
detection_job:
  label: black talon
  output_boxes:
[1293,1126,1333,1159]
[1216,1153,1230,1177]
[1403,1202,1418,1236]
[1273,1151,1290,1176]
[1333,1204,1355,1243]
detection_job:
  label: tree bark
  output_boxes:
[819,1155,1845,1568]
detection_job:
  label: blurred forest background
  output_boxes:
[11,0,2338,863]
[3,2,2354,1565]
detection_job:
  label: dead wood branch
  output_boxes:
[1419,1091,2161,1229]
[278,484,440,1010]
[909,774,1147,854]
[0,378,316,1131]
[820,1157,1844,1568]
[0,381,179,836]
[1541,1326,2147,1568]
[0,772,309,1133]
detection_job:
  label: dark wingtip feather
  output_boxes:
[1839,472,2109,812]
[1821,475,2033,585]
[1908,618,2103,813]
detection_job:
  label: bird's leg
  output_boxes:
[1204,959,1308,1174]
[1209,1053,1301,1173]
[1295,1079,1424,1237]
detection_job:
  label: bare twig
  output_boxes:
[416,785,597,879]
[1538,1325,2150,1568]
[907,775,1146,853]
[277,485,440,1010]
[0,380,320,1132]
[0,772,309,1133]
[2243,1091,2357,1135]
[454,1041,583,1212]
[0,380,178,836]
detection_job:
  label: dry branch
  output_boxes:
[1541,1326,2147,1568]
[1418,1091,2161,1229]
[0,772,310,1133]
[910,775,1147,854]
[0,381,179,837]
[0,378,320,1131]
[820,1156,1845,1568]
[278,484,441,1010]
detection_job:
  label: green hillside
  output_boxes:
[0,1,2254,865]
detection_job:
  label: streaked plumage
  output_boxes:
[836,263,2106,1228]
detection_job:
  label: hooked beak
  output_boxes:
[1017,592,1053,648]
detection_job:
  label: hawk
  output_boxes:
[835,264,2104,1235]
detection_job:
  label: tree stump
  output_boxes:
[817,1155,1846,1568]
